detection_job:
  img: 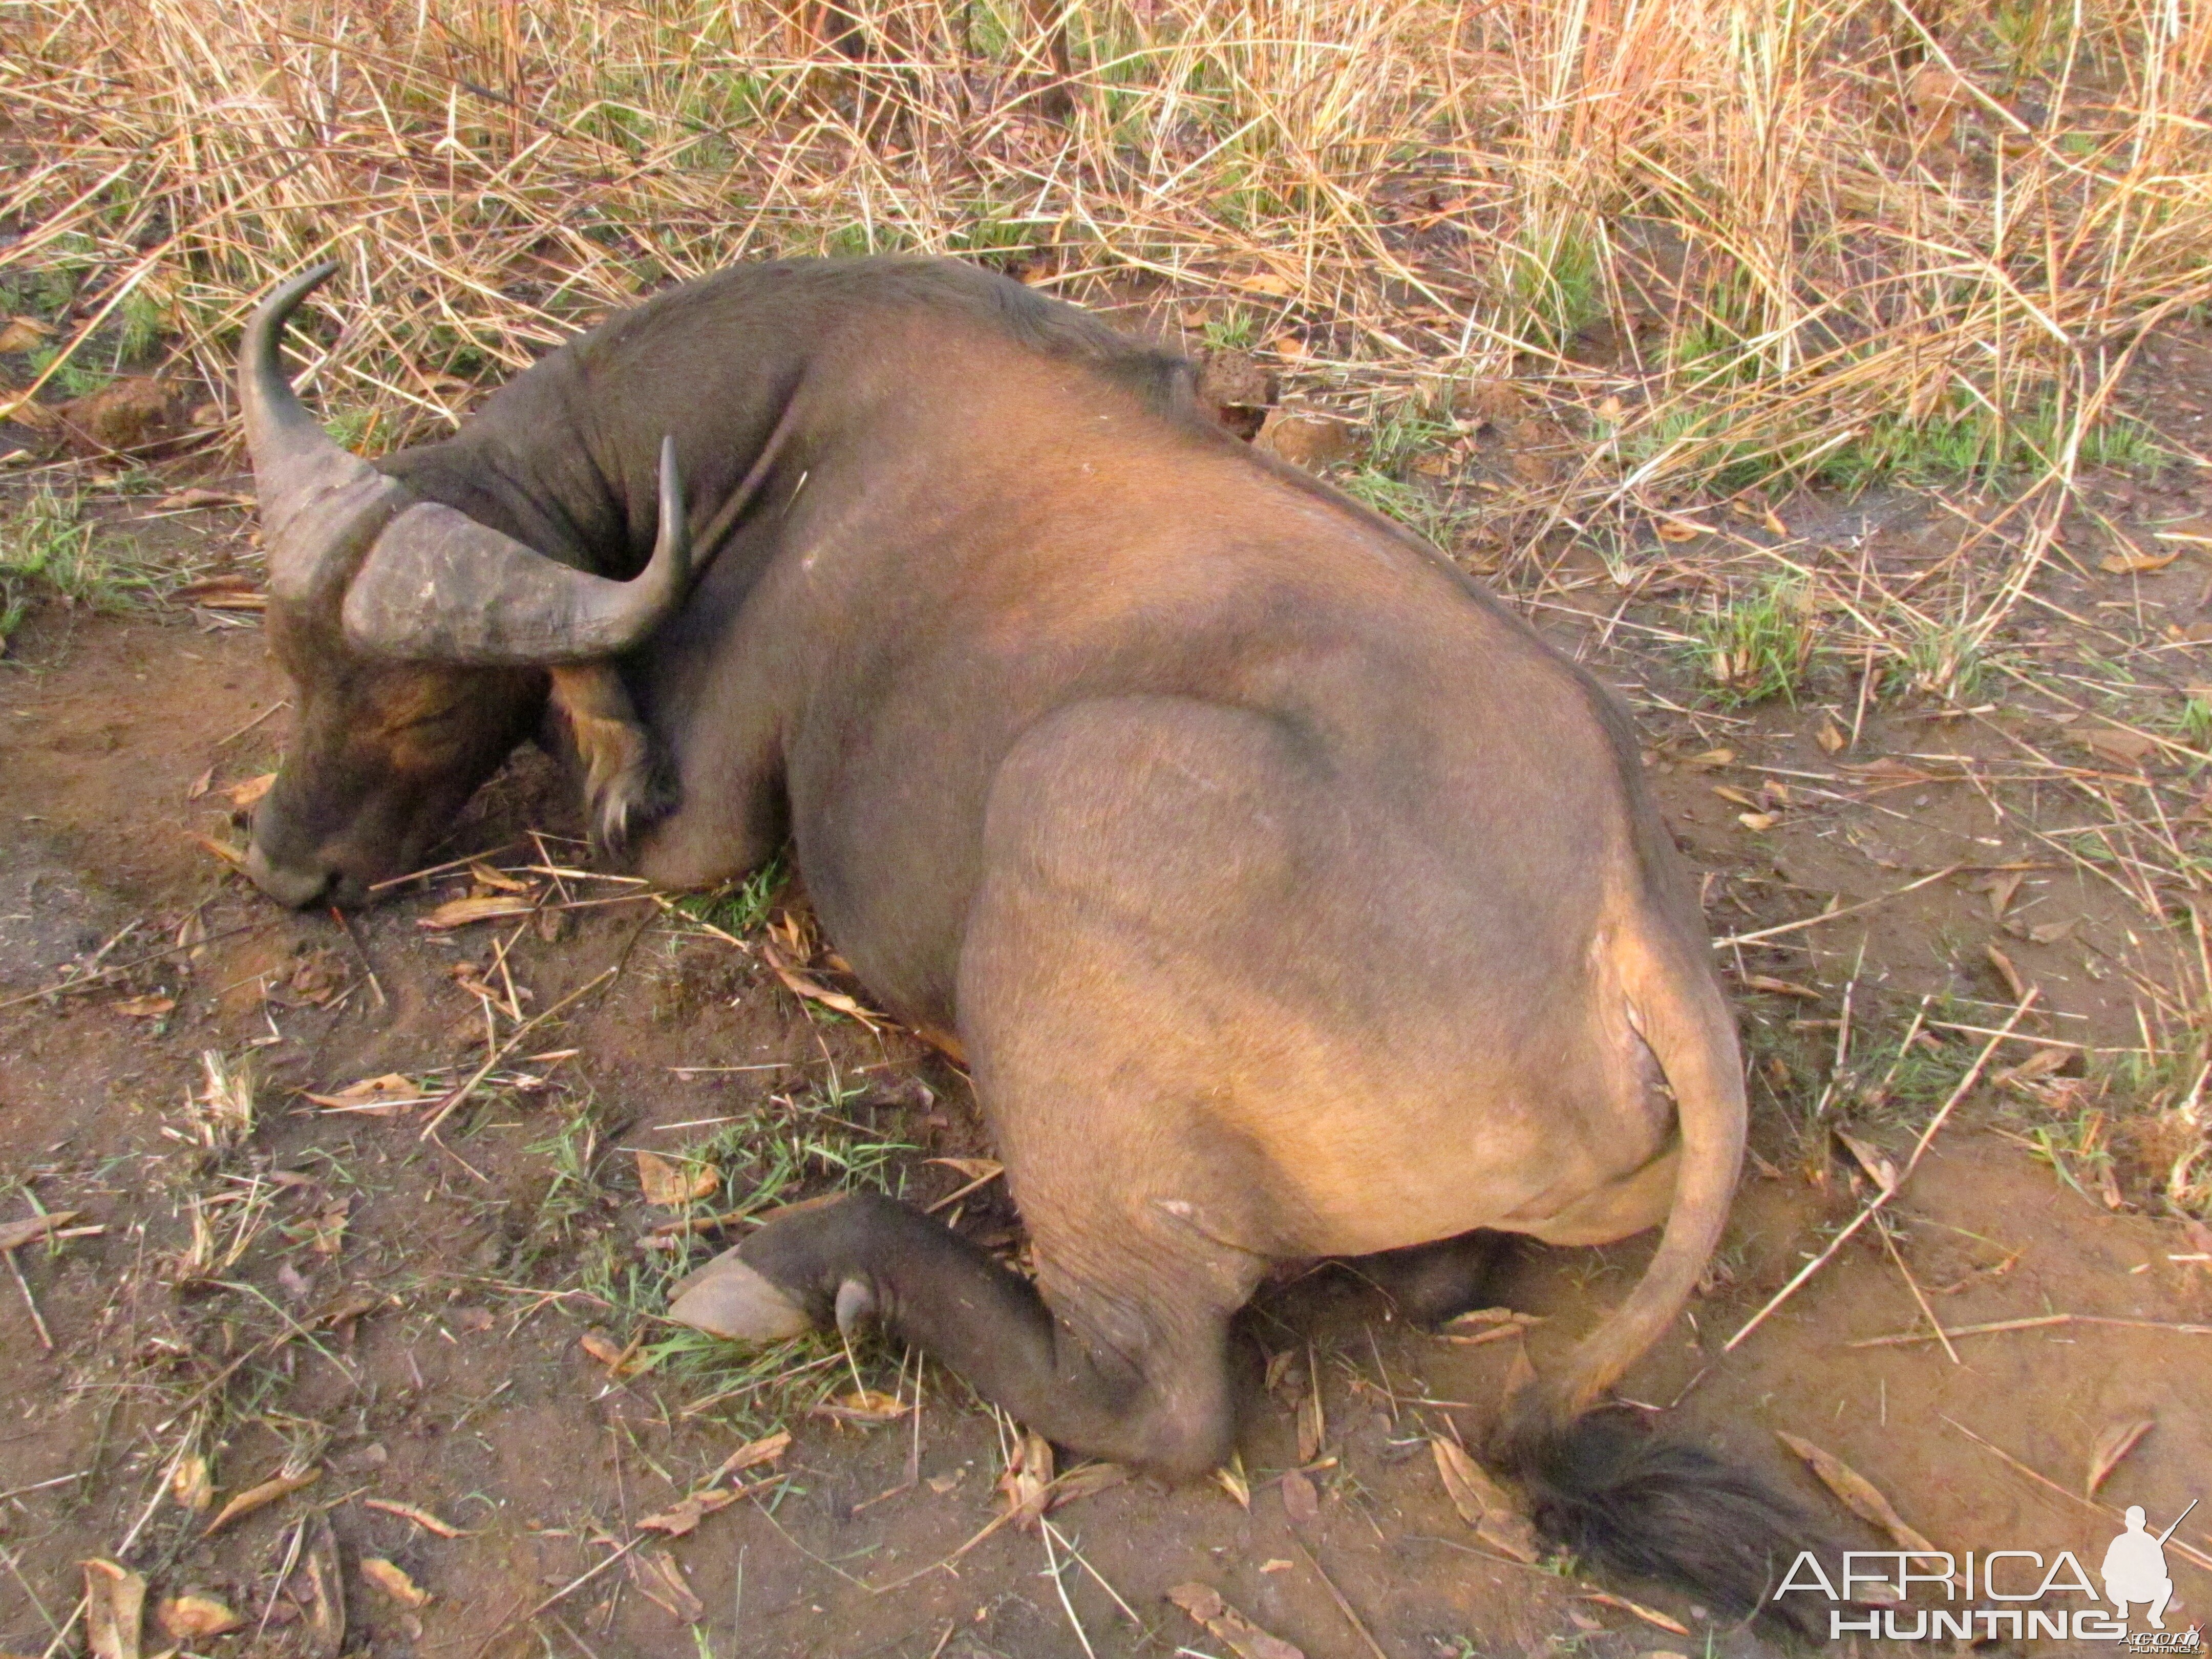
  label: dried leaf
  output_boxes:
[204,1465,321,1535]
[1817,719,1848,754]
[1776,1433,1941,1558]
[0,1210,81,1252]
[1166,1584,1306,1659]
[82,1560,145,1659]
[2086,1418,2154,1498]
[578,1329,642,1375]
[810,1389,910,1424]
[709,1430,792,1483]
[1835,1132,1899,1195]
[1655,517,1707,542]
[1431,1436,1541,1562]
[1977,868,2026,919]
[156,1594,243,1640]
[759,941,885,1030]
[1984,943,2031,1003]
[1993,1047,2073,1090]
[1578,1591,1690,1635]
[636,1487,742,1538]
[360,1559,430,1608]
[185,766,214,801]
[311,1204,348,1256]
[1738,812,1779,832]
[630,1551,704,1622]
[2085,726,2157,767]
[465,861,536,894]
[0,316,53,353]
[1213,1454,1251,1510]
[998,1430,1054,1528]
[1279,1469,1320,1524]
[171,1454,214,1513]
[225,772,276,810]
[189,831,247,869]
[1296,1375,1325,1463]
[1239,272,1294,296]
[1740,974,1820,999]
[417,894,535,930]
[1711,784,1760,808]
[305,1074,430,1115]
[108,993,175,1019]
[2100,548,2180,575]
[635,1150,716,1207]
[362,1498,463,1538]
[1048,1461,1130,1510]
[1683,748,1735,770]
[2027,917,2078,945]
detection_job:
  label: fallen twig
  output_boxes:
[1710,864,1963,950]
[1726,989,2037,1352]
[1852,1312,2212,1348]
[419,967,617,1138]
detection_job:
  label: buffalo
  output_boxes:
[238,257,1804,1617]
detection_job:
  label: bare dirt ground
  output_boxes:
[5,395,2212,1659]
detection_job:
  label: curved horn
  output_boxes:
[240,263,412,603]
[339,436,693,665]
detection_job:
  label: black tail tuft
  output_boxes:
[1496,1407,1821,1633]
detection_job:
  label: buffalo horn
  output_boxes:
[239,263,413,604]
[338,435,691,664]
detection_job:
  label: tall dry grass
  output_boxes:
[2,0,2206,519]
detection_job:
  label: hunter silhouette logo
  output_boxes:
[2105,1501,2195,1631]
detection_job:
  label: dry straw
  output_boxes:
[0,0,2203,522]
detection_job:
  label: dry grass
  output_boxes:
[1,0,2205,502]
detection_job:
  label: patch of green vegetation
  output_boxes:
[1339,469,1470,550]
[2167,694,2212,753]
[24,342,113,399]
[1689,576,1824,706]
[561,1074,916,1430]
[1364,390,1456,477]
[0,483,148,651]
[950,199,1038,266]
[1818,396,2168,492]
[1506,223,1603,350]
[1202,306,1259,353]
[1884,619,1988,703]
[321,408,384,453]
[672,854,788,938]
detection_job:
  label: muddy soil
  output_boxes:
[2,482,2210,1659]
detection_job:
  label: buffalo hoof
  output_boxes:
[668,1249,812,1341]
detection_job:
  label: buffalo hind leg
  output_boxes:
[1345,1229,1515,1327]
[669,1192,1240,1478]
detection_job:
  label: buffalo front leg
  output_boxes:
[668,1192,1247,1479]
[546,664,676,852]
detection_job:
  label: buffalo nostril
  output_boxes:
[242,842,333,909]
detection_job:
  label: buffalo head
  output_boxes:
[237,265,689,905]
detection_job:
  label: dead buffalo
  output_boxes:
[239,257,1803,1616]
